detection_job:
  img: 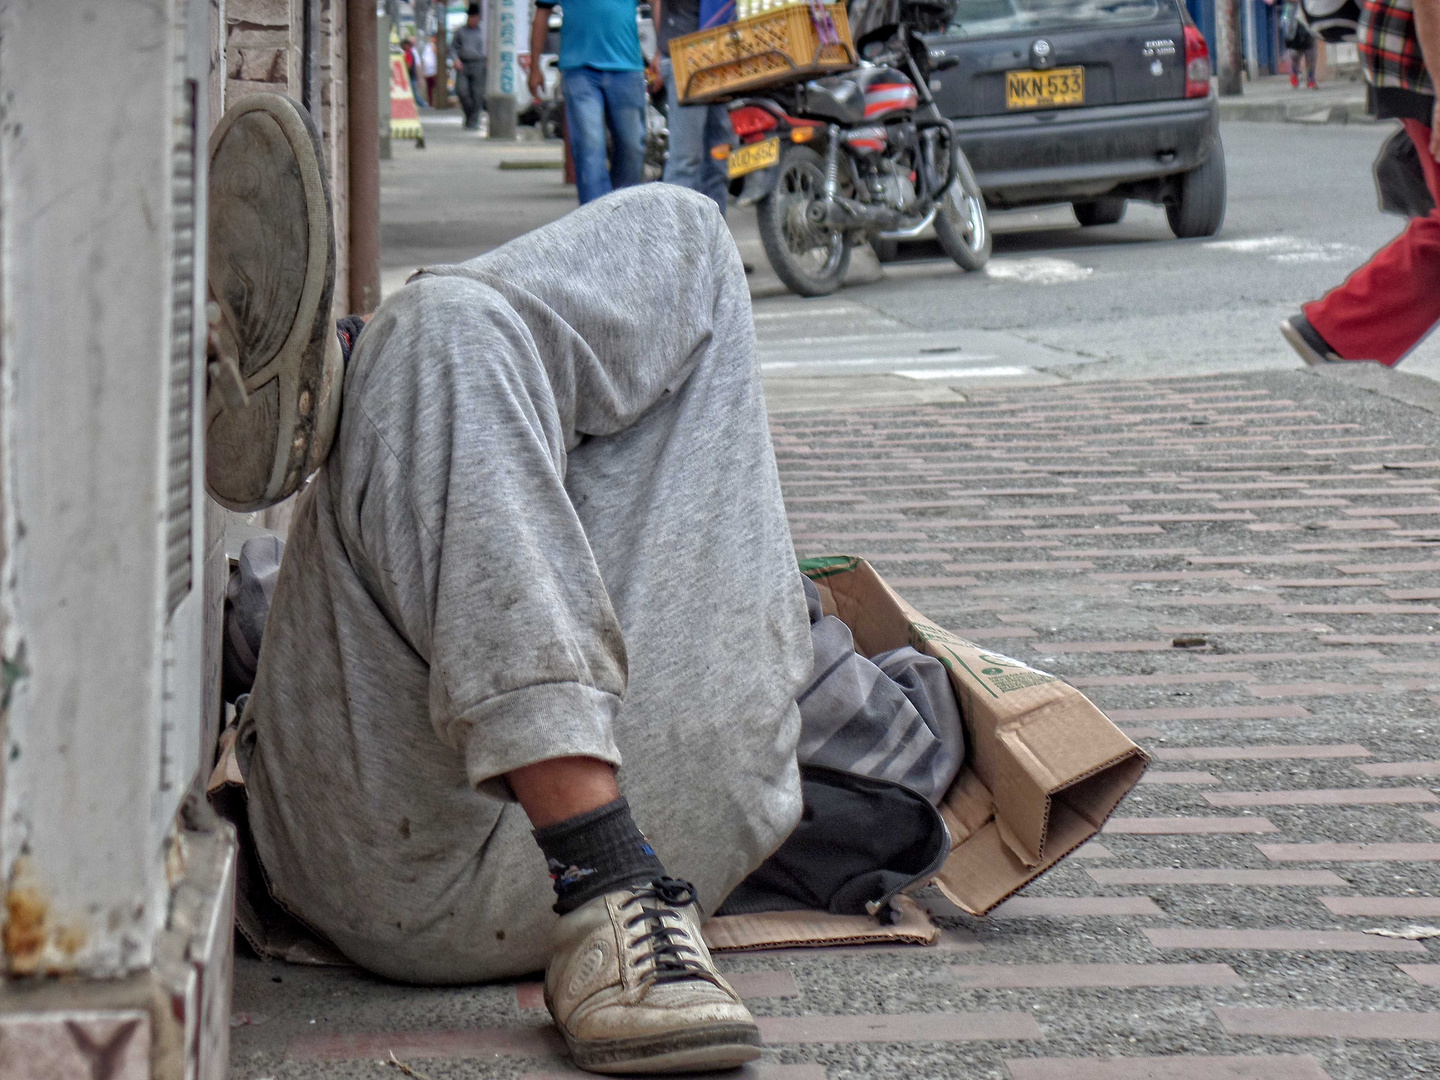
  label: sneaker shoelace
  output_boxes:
[620,877,724,990]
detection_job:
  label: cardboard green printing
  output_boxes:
[801,555,1149,916]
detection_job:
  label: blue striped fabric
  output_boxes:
[796,577,965,805]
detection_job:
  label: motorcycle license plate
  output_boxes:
[728,137,780,179]
[1005,66,1084,109]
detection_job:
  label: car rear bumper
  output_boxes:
[951,95,1219,207]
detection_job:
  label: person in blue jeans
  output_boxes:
[650,0,732,213]
[530,0,647,205]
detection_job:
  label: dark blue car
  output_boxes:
[921,0,1225,236]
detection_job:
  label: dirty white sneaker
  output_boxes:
[206,93,342,512]
[544,878,762,1075]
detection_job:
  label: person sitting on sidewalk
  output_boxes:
[206,94,809,1075]
[1281,0,1440,365]
[528,0,647,204]
[650,0,732,214]
[452,2,488,130]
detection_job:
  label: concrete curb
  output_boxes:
[1306,361,1440,418]
[1218,97,1375,125]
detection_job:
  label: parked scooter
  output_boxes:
[723,1,989,296]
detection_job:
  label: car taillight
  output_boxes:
[730,105,778,140]
[1183,25,1211,98]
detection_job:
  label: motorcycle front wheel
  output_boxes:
[934,145,991,272]
[756,144,851,297]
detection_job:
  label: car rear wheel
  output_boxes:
[1073,197,1126,227]
[1167,137,1227,239]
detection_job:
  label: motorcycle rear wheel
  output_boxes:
[934,145,991,272]
[756,144,851,297]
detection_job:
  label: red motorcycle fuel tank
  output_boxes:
[859,66,919,120]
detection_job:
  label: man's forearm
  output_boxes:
[530,7,550,63]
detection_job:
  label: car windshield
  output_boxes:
[946,0,1162,37]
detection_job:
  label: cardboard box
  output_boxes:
[802,556,1149,916]
[703,894,939,953]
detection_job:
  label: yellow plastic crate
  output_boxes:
[670,3,857,105]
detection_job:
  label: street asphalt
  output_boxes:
[229,109,1440,1080]
[382,108,1440,396]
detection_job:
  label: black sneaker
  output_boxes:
[1279,314,1343,366]
[206,94,342,512]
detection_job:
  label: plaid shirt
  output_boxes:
[1360,0,1436,95]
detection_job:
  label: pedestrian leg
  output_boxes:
[456,67,477,127]
[1304,119,1440,364]
[700,101,734,211]
[602,68,648,192]
[563,68,613,204]
[662,60,728,214]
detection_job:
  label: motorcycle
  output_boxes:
[723,1,990,296]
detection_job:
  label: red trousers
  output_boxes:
[1305,119,1440,366]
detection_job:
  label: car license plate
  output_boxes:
[1005,66,1085,109]
[728,137,780,179]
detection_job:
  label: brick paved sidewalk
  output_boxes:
[231,370,1439,1080]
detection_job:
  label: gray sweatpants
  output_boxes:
[239,186,811,984]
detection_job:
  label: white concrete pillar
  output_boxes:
[0,1,236,1075]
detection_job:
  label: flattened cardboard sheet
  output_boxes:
[702,895,939,952]
[801,556,1149,917]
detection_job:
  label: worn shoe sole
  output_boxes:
[206,93,340,512]
[1279,318,1335,366]
[560,1019,763,1074]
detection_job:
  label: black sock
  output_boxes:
[532,796,667,915]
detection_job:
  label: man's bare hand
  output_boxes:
[1432,97,1440,161]
[529,6,552,101]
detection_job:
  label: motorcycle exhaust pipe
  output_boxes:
[878,207,937,240]
[807,198,907,231]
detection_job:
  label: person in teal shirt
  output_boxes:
[529,0,648,204]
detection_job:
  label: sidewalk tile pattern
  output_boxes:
[948,963,1243,988]
[1204,787,1439,806]
[1258,842,1440,861]
[1003,1055,1332,1079]
[754,1012,1044,1043]
[234,373,1440,1080]
[987,897,1164,918]
[519,1068,826,1080]
[1143,928,1426,952]
[1320,897,1440,916]
[1085,868,1348,886]
[1214,1008,1440,1040]
[1356,760,1440,776]
[1103,816,1277,834]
